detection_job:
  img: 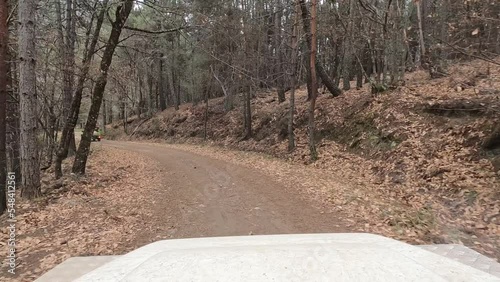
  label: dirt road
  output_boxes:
[103,140,346,238]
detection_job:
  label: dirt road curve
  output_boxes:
[103,140,346,238]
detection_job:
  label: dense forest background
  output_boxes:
[0,0,499,214]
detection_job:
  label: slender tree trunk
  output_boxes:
[101,98,107,134]
[243,85,252,140]
[0,0,8,212]
[147,71,154,116]
[123,101,128,134]
[169,68,178,111]
[175,38,181,110]
[108,98,113,124]
[288,2,300,152]
[54,0,77,157]
[356,63,363,89]
[137,72,143,118]
[158,53,167,111]
[299,0,341,98]
[204,85,209,140]
[211,66,232,112]
[415,0,426,65]
[43,72,58,168]
[308,0,318,160]
[55,0,108,178]
[274,0,286,103]
[18,0,41,198]
[58,0,77,156]
[299,0,313,100]
[72,0,134,175]
[119,93,125,120]
[62,0,75,119]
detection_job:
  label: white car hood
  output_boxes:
[76,233,500,282]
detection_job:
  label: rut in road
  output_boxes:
[104,140,347,238]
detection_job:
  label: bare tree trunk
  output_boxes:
[57,0,77,156]
[18,0,41,198]
[169,67,179,111]
[415,0,426,65]
[101,98,107,134]
[54,0,76,157]
[137,72,143,118]
[119,93,125,120]
[147,71,154,116]
[299,0,313,100]
[173,33,181,110]
[308,0,318,160]
[43,72,58,168]
[62,0,75,118]
[0,0,8,211]
[72,0,134,174]
[211,66,232,112]
[55,0,108,178]
[274,0,286,103]
[317,64,342,96]
[299,0,342,98]
[288,2,300,152]
[108,98,113,124]
[158,53,167,111]
[243,85,252,140]
[356,62,363,89]
[204,85,209,140]
[123,102,128,134]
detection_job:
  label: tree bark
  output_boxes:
[137,72,143,118]
[169,67,179,111]
[308,0,318,160]
[147,71,154,116]
[62,0,75,120]
[18,0,41,198]
[274,0,286,103]
[243,86,252,140]
[211,66,232,112]
[174,36,181,110]
[299,0,313,100]
[204,84,209,140]
[317,63,342,96]
[288,2,300,152]
[299,0,342,98]
[158,53,167,111]
[101,98,107,134]
[0,0,8,211]
[108,98,113,124]
[72,0,134,174]
[55,0,108,178]
[55,0,76,156]
[415,0,426,65]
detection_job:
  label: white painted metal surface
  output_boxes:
[70,234,500,282]
[35,256,119,282]
[420,244,500,278]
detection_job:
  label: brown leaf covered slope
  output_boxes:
[0,146,163,281]
[113,58,499,258]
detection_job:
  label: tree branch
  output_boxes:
[432,36,500,66]
[123,25,187,34]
